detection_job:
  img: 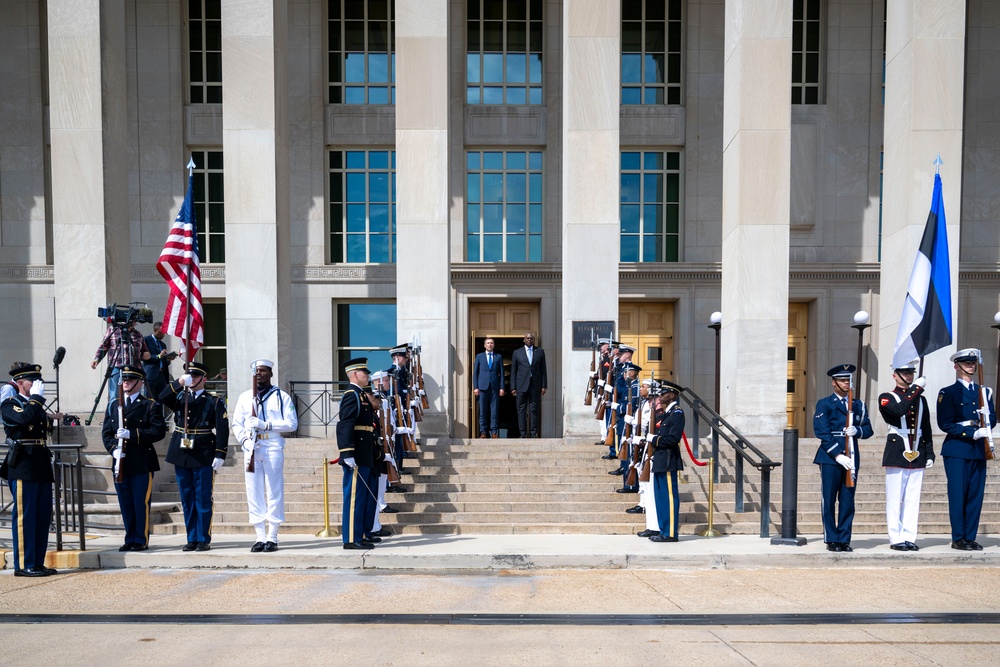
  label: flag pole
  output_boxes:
[182,156,195,445]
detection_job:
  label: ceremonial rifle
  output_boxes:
[595,361,612,420]
[976,360,995,461]
[415,345,429,410]
[639,399,657,484]
[584,330,596,406]
[374,392,401,484]
[246,372,258,473]
[391,376,417,452]
[625,392,643,487]
[113,378,126,483]
[845,382,856,488]
[619,380,634,460]
[603,373,618,447]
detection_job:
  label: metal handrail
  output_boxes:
[677,386,781,538]
[289,380,352,437]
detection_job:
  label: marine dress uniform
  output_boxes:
[877,361,934,551]
[813,364,874,552]
[647,381,685,543]
[159,361,229,551]
[337,358,383,549]
[1,364,57,577]
[937,349,996,550]
[101,365,166,551]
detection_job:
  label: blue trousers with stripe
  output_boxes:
[342,464,379,544]
[819,463,855,544]
[652,470,680,538]
[943,456,986,542]
[175,465,214,544]
[115,473,153,546]
[8,479,52,572]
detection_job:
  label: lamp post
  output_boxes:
[708,311,722,413]
[851,311,871,405]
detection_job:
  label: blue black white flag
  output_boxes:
[892,173,953,367]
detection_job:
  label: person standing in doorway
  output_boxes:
[510,332,547,438]
[473,337,505,438]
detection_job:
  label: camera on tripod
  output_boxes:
[98,302,153,327]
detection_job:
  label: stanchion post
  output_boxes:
[771,428,807,546]
[698,457,723,537]
[316,457,336,538]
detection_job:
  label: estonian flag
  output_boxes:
[892,173,953,368]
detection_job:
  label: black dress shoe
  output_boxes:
[372,528,393,537]
[250,542,266,553]
[601,453,616,460]
[595,440,606,446]
[969,541,984,551]
[608,469,624,475]
[905,541,919,551]
[637,529,659,538]
[649,534,678,542]
[360,539,377,548]
[343,542,372,550]
[952,539,974,551]
[39,566,58,575]
[386,485,407,493]
[616,487,638,494]
[195,542,211,551]
[182,542,197,552]
[625,505,645,514]
[264,541,278,552]
[364,536,382,544]
[131,544,148,552]
[119,544,133,552]
[839,543,853,552]
[826,543,842,552]
[889,543,908,551]
[14,568,48,577]
[381,506,399,514]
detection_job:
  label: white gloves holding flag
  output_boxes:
[912,376,926,388]
[835,454,855,471]
[115,427,131,441]
[179,374,194,387]
[212,457,225,471]
[843,425,858,437]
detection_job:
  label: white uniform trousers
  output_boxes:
[885,467,924,545]
[639,479,659,531]
[373,473,388,531]
[244,439,285,542]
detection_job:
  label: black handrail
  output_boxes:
[677,386,781,538]
[288,380,352,437]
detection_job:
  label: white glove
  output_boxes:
[912,376,926,388]
[973,427,991,440]
[419,389,426,396]
[179,374,194,387]
[645,433,656,443]
[610,402,620,410]
[843,425,858,437]
[597,380,605,388]
[591,371,599,378]
[397,427,413,435]
[630,435,642,445]
[603,385,612,394]
[247,416,264,431]
[976,405,991,417]
[115,427,131,440]
[344,457,356,469]
[111,447,123,461]
[212,457,225,471]
[835,454,855,471]
[925,458,934,469]
[30,380,44,397]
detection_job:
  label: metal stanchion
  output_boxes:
[698,457,723,537]
[771,428,807,546]
[315,458,337,538]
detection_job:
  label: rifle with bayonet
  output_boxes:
[603,371,618,447]
[845,380,856,488]
[415,344,429,410]
[391,376,417,452]
[246,371,258,473]
[595,359,612,420]
[373,390,401,484]
[976,358,995,461]
[618,380,634,460]
[113,378,126,483]
[625,389,645,487]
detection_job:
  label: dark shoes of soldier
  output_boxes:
[364,536,382,544]
[264,541,278,552]
[649,534,678,542]
[381,506,399,513]
[14,568,50,577]
[839,543,853,552]
[826,543,842,552]
[969,541,984,551]
[607,468,623,475]
[119,544,133,552]
[615,487,638,494]
[360,539,377,548]
[595,440,606,446]
[637,529,659,538]
[372,528,393,537]
[600,453,616,460]
[625,505,644,514]
[386,485,407,493]
[889,543,908,551]
[951,539,975,551]
[131,544,148,552]
[195,542,211,551]
[905,542,919,551]
[39,566,58,575]
[250,542,266,553]
[182,542,197,551]
[343,542,372,550]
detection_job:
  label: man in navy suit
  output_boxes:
[937,348,996,551]
[510,332,547,438]
[143,322,174,400]
[813,363,874,552]
[473,337,505,438]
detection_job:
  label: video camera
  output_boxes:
[97,302,153,327]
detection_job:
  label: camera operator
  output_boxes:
[91,320,151,401]
[142,321,175,400]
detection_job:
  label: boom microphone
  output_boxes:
[53,346,66,368]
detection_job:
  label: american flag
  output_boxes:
[156,170,204,361]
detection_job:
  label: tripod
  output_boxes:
[85,364,115,426]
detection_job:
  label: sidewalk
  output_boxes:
[5,532,999,572]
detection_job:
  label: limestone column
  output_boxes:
[720,1,791,435]
[561,1,620,437]
[395,1,449,435]
[48,0,130,412]
[221,2,291,397]
[878,0,965,390]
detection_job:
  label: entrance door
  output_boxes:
[469,302,540,438]
[787,302,809,432]
[619,302,674,381]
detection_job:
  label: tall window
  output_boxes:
[328,0,395,104]
[329,149,396,263]
[336,303,397,380]
[191,150,225,263]
[621,0,683,105]
[466,0,543,105]
[200,301,227,380]
[466,150,542,262]
[620,151,681,262]
[792,0,823,104]
[189,0,222,103]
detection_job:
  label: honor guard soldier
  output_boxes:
[813,364,874,552]
[231,359,298,553]
[937,348,997,551]
[101,365,166,551]
[366,371,395,537]
[337,358,383,550]
[614,361,641,493]
[389,345,412,472]
[159,360,229,552]
[601,342,627,460]
[878,360,934,551]
[645,381,684,542]
[593,338,612,446]
[633,380,663,539]
[1,363,58,577]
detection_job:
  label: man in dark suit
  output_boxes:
[143,322,174,400]
[510,332,547,438]
[473,337,505,438]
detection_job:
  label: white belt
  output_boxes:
[889,425,922,439]
[956,420,977,427]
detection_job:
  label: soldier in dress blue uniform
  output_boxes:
[813,364,874,552]
[1,363,58,577]
[936,348,996,551]
[602,343,630,462]
[337,357,383,550]
[877,360,934,551]
[614,361,641,493]
[159,360,229,552]
[102,365,167,551]
[389,345,411,476]
[646,381,685,543]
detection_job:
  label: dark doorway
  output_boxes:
[472,335,524,438]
